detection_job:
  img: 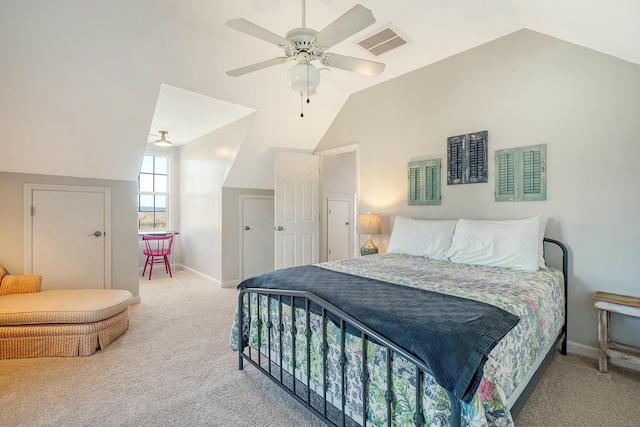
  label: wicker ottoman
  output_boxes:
[0,289,132,359]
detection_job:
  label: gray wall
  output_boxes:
[315,30,640,360]
[0,172,139,298]
[321,151,357,195]
[319,150,357,262]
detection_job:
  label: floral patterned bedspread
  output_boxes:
[230,253,564,427]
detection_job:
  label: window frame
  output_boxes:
[138,152,173,231]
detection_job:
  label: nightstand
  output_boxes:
[592,291,640,373]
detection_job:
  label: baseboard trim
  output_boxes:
[179,265,222,286]
[222,279,241,289]
[568,340,640,372]
[130,295,141,305]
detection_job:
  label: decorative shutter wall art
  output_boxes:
[408,163,422,204]
[447,130,488,185]
[522,148,544,199]
[496,149,517,200]
[408,158,441,205]
[495,143,547,202]
[448,138,464,184]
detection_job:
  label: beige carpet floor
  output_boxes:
[0,270,639,427]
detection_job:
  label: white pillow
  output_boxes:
[447,217,540,271]
[387,217,457,260]
[538,216,548,269]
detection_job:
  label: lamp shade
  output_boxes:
[288,63,320,93]
[357,214,381,235]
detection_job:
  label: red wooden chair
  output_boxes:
[142,234,174,280]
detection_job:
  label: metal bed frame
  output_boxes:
[236,238,568,427]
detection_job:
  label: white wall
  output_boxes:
[0,172,140,298]
[0,1,257,184]
[178,114,255,284]
[315,30,640,357]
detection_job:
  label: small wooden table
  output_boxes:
[592,291,640,373]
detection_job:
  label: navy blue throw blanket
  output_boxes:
[239,265,519,403]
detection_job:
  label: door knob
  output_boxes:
[87,231,102,237]
[245,226,251,230]
[277,226,284,231]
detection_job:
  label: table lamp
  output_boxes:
[357,213,381,256]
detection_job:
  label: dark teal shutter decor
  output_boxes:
[495,144,546,202]
[467,131,488,183]
[447,130,488,185]
[447,138,464,185]
[408,159,441,205]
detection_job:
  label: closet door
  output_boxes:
[25,184,111,290]
[327,198,352,261]
[241,196,274,279]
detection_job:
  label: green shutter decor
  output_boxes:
[408,163,423,205]
[408,159,441,205]
[521,145,546,200]
[495,144,546,202]
[495,149,518,201]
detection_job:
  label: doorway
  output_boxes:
[274,151,319,269]
[318,146,358,262]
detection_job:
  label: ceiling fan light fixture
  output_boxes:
[288,63,320,93]
[154,131,172,147]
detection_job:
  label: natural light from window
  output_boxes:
[138,155,169,231]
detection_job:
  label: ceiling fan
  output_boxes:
[225,0,385,115]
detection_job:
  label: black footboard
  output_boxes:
[237,289,461,427]
[236,238,569,427]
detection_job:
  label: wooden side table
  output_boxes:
[592,291,640,373]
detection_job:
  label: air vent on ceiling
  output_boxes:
[355,25,410,57]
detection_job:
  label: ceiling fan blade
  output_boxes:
[226,18,290,47]
[321,53,385,76]
[314,4,375,49]
[226,57,289,77]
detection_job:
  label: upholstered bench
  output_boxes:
[0,287,132,359]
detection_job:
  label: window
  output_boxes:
[495,144,546,202]
[447,130,488,185]
[408,158,441,205]
[138,154,169,230]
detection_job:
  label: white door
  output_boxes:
[327,199,352,261]
[241,196,274,279]
[25,184,111,290]
[274,151,319,269]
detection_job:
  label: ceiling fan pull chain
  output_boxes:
[306,63,311,104]
[300,92,304,118]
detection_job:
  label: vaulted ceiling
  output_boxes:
[1,1,638,186]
